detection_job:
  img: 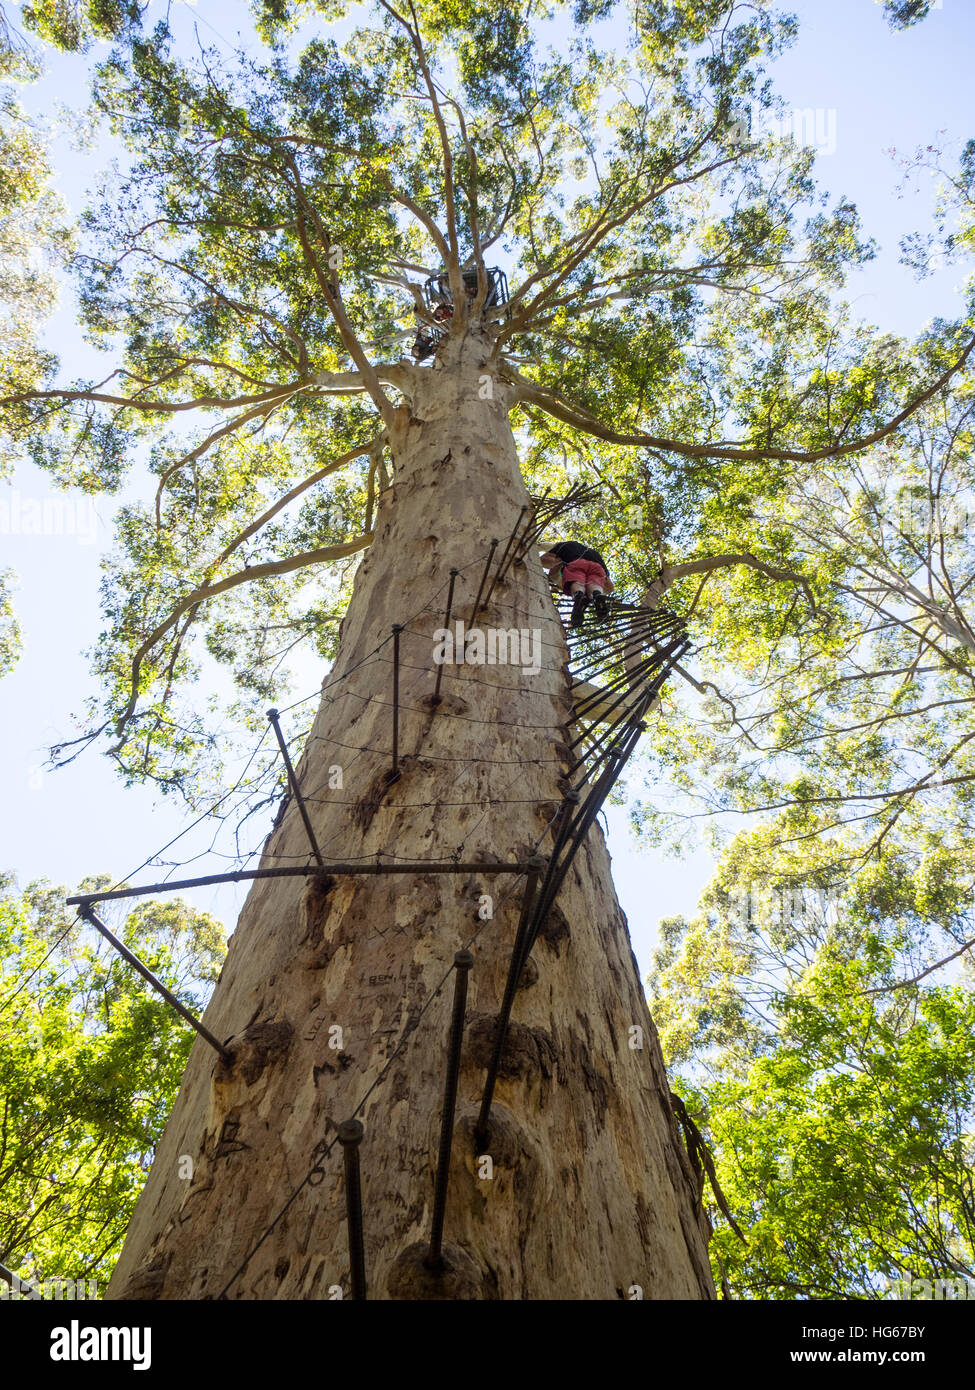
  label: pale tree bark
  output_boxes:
[105,330,713,1302]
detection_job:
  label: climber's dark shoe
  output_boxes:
[592,592,609,622]
[570,591,589,628]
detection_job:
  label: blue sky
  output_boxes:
[1,0,972,975]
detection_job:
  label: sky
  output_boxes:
[1,0,973,980]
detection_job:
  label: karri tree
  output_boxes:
[4,0,973,1299]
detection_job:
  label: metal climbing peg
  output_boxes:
[77,904,231,1062]
[391,624,403,780]
[481,507,527,612]
[338,1118,367,1300]
[433,569,459,703]
[470,538,499,618]
[267,707,325,868]
[426,949,475,1269]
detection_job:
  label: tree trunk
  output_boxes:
[106,332,714,1301]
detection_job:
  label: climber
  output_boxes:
[539,540,615,628]
[411,303,452,361]
[411,267,509,361]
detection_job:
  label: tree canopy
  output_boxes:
[2,0,970,807]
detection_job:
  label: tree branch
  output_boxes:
[642,552,818,615]
[111,531,374,749]
[502,335,975,463]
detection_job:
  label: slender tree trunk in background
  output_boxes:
[106,333,714,1301]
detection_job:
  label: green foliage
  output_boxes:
[18,0,141,52]
[882,1,935,30]
[649,825,975,1299]
[0,875,225,1289]
[0,20,76,666]
[0,568,21,676]
[0,34,70,474]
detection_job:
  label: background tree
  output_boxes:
[0,874,225,1291]
[648,822,975,1299]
